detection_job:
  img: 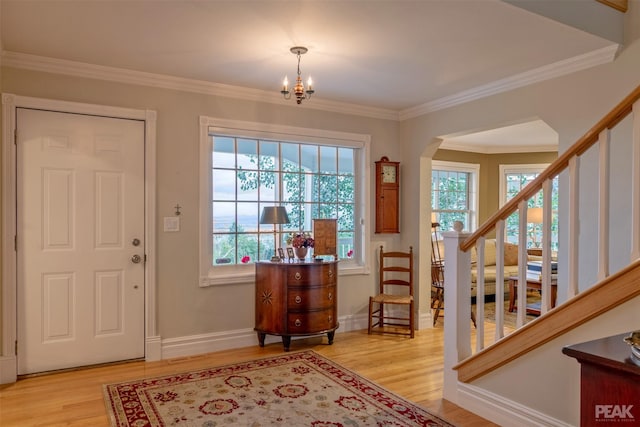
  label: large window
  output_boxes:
[499,164,558,250]
[199,118,369,286]
[431,161,479,232]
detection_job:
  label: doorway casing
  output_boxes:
[0,94,159,384]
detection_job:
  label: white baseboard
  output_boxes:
[458,383,573,427]
[146,336,162,361]
[160,314,369,359]
[418,311,433,329]
[0,355,17,384]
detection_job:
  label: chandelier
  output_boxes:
[281,46,315,104]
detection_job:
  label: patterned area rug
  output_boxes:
[103,350,455,427]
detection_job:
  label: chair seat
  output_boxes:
[371,294,413,304]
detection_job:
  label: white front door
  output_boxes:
[17,108,145,374]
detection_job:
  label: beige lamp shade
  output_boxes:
[527,207,543,224]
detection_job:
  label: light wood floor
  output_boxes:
[0,326,497,426]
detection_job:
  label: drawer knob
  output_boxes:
[328,315,333,323]
[295,272,302,280]
[328,292,333,301]
[295,319,302,327]
[328,269,333,277]
[295,295,302,304]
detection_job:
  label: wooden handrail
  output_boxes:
[460,84,640,252]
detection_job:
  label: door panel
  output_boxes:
[17,108,145,374]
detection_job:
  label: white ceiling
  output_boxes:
[0,0,621,151]
[440,120,559,153]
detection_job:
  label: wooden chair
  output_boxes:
[431,222,476,327]
[368,246,414,338]
[431,222,445,326]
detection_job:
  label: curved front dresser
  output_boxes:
[254,260,339,351]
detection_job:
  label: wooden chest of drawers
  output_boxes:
[254,260,339,351]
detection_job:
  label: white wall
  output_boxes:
[0,67,401,342]
[472,295,640,426]
[397,2,640,424]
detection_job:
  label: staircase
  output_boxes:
[441,84,640,426]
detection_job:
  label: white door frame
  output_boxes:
[1,94,159,384]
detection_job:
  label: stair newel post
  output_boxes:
[442,221,472,402]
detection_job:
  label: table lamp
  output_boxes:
[527,207,543,248]
[259,206,290,261]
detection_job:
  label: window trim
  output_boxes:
[199,116,371,287]
[431,160,480,232]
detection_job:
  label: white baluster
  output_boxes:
[495,220,505,340]
[598,129,610,281]
[475,236,485,352]
[568,155,580,298]
[517,202,527,328]
[541,178,553,313]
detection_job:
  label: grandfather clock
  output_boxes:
[375,156,400,233]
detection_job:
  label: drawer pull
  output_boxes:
[328,315,333,323]
[295,295,302,304]
[295,319,302,327]
[328,292,333,301]
[295,272,302,280]
[328,269,333,277]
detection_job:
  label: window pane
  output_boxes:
[319,146,337,174]
[212,136,234,168]
[259,141,278,171]
[301,145,318,172]
[432,168,473,232]
[213,202,236,232]
[237,169,258,201]
[317,175,338,203]
[259,171,276,201]
[237,202,258,232]
[237,138,258,170]
[213,234,236,264]
[237,233,258,264]
[338,148,354,174]
[281,143,299,172]
[338,231,354,258]
[212,169,236,201]
[338,175,354,202]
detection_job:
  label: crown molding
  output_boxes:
[440,141,558,154]
[1,44,619,123]
[399,44,620,121]
[0,51,400,121]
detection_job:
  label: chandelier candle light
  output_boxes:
[281,46,315,104]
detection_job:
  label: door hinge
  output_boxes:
[14,235,17,251]
[144,254,147,263]
[14,129,18,145]
[15,340,18,355]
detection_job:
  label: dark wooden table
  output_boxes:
[563,332,640,426]
[507,276,557,315]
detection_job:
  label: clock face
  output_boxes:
[382,165,397,183]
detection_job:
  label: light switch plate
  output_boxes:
[164,216,180,232]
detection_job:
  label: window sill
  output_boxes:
[199,261,369,287]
